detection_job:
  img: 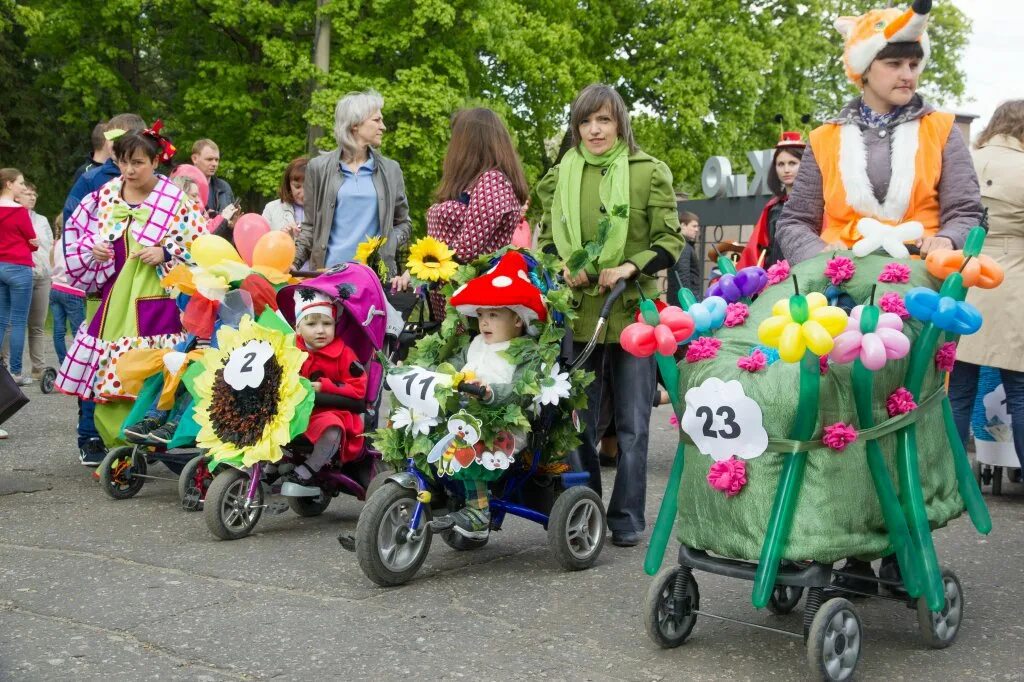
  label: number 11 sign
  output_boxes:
[386,367,453,419]
[681,377,769,461]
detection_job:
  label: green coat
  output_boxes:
[536,150,684,341]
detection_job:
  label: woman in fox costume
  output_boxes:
[776,0,982,266]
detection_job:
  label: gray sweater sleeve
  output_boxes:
[936,126,984,249]
[775,144,827,264]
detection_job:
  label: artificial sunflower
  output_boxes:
[192,316,313,468]
[354,235,387,265]
[407,236,457,282]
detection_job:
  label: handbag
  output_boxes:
[0,364,29,426]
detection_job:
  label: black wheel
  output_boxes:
[441,527,489,551]
[288,492,332,517]
[98,446,147,500]
[363,466,393,503]
[917,568,963,649]
[178,455,212,511]
[547,485,606,571]
[644,566,699,648]
[768,584,805,615]
[203,468,263,540]
[992,466,1003,495]
[39,368,56,394]
[806,597,862,681]
[355,482,431,586]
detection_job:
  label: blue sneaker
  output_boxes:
[78,438,106,467]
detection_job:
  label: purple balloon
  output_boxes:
[706,266,768,302]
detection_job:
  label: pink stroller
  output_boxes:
[201,263,404,540]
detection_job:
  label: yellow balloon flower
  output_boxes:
[757,292,847,363]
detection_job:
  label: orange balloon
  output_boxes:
[925,249,1004,289]
[252,231,296,272]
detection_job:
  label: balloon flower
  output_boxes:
[830,305,911,371]
[705,266,768,302]
[925,249,1003,289]
[620,306,695,358]
[904,288,983,335]
[684,296,727,340]
[756,291,848,363]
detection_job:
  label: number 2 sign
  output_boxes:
[386,367,453,419]
[682,377,768,461]
[223,340,275,391]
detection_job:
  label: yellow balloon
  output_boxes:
[190,234,244,268]
[252,231,296,273]
[779,321,806,363]
[758,315,789,347]
[771,298,791,317]
[811,306,849,337]
[805,291,828,311]
[802,320,836,356]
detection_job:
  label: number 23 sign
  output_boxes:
[681,377,768,461]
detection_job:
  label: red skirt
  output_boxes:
[305,408,365,463]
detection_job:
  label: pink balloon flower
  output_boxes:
[829,305,911,371]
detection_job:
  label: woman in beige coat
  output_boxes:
[948,100,1024,474]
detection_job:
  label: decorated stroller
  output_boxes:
[628,228,1001,680]
[341,248,610,586]
[193,262,404,540]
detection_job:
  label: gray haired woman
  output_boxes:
[293,89,411,276]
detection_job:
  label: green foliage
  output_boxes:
[2,0,970,218]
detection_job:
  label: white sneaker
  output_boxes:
[12,375,33,387]
[0,429,8,439]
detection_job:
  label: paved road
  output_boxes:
[1,374,1022,680]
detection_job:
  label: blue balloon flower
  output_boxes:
[904,287,983,335]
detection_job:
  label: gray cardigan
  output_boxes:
[777,96,982,264]
[294,147,411,273]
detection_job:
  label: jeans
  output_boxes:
[50,289,86,366]
[948,360,1024,471]
[78,399,100,449]
[2,276,50,375]
[571,342,657,533]
[0,263,35,375]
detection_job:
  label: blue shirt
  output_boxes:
[326,157,380,267]
[63,159,121,223]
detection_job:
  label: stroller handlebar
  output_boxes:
[313,392,366,413]
[599,279,629,319]
[457,382,488,399]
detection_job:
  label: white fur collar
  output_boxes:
[838,121,919,222]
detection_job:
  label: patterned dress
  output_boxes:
[426,169,521,320]
[56,175,205,443]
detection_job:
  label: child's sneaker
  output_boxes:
[445,507,490,540]
[124,417,162,443]
[78,438,106,467]
[148,421,178,444]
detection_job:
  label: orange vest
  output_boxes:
[811,112,954,247]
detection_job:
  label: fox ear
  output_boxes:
[834,16,857,38]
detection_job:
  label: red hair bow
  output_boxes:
[143,120,177,164]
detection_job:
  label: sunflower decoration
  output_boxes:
[354,235,390,285]
[406,236,458,283]
[192,315,314,468]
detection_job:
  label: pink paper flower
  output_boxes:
[686,336,722,363]
[707,456,747,496]
[879,291,909,319]
[737,349,768,372]
[824,256,856,285]
[887,387,918,417]
[822,422,858,451]
[935,342,957,373]
[878,263,911,284]
[724,302,750,328]
[819,355,830,375]
[669,413,679,427]
[766,260,790,286]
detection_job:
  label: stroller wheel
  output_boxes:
[768,584,804,615]
[917,568,963,649]
[204,468,263,540]
[178,455,212,512]
[288,493,332,517]
[547,485,605,571]
[806,597,862,681]
[644,566,699,648]
[355,482,431,586]
[98,446,147,500]
[39,368,56,394]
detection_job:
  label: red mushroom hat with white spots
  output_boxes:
[449,251,548,326]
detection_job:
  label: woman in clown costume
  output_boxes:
[56,126,205,445]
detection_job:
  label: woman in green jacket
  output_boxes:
[537,84,685,546]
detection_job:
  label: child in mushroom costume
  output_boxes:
[428,251,548,539]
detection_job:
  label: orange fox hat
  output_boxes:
[835,0,931,85]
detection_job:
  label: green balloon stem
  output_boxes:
[678,289,697,310]
[963,227,985,257]
[718,256,737,276]
[941,396,992,534]
[752,351,819,608]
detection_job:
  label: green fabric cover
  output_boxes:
[675,253,964,563]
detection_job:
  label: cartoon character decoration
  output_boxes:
[426,411,483,476]
[479,430,518,471]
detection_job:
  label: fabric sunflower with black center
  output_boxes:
[191,313,314,469]
[372,247,594,479]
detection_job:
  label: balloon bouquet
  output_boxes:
[623,228,1003,671]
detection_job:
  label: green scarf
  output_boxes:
[551,139,630,272]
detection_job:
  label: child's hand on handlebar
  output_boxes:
[465,380,492,401]
[311,381,322,392]
[562,266,590,288]
[597,263,638,291]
